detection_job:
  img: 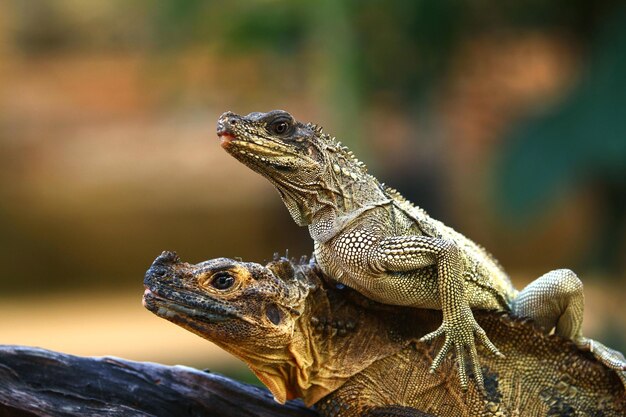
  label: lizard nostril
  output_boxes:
[216,114,240,138]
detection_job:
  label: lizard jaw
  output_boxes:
[142,287,232,324]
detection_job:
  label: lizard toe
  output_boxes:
[429,336,452,373]
[454,341,469,391]
[475,325,503,358]
[420,325,445,344]
[468,341,486,394]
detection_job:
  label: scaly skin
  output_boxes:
[216,110,626,392]
[143,252,626,416]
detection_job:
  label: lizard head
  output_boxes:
[143,251,311,358]
[217,110,377,225]
[218,110,324,178]
[143,251,316,403]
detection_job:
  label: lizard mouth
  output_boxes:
[143,286,233,324]
[220,135,303,173]
[218,131,236,148]
[216,118,237,148]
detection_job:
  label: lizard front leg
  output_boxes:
[513,269,626,386]
[370,235,503,392]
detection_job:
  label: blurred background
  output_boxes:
[1,0,624,385]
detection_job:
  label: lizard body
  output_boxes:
[216,110,626,391]
[143,252,626,416]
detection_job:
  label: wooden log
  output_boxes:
[0,345,318,417]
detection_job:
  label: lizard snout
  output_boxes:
[152,250,180,267]
[217,112,239,138]
[145,251,178,280]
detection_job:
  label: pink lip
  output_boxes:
[219,132,236,148]
[142,288,153,307]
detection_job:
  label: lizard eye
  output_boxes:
[274,122,288,134]
[269,118,292,136]
[210,271,235,290]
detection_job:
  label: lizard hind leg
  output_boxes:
[512,269,626,384]
[512,269,584,340]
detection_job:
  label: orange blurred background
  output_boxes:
[0,1,624,383]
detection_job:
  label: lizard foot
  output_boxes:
[420,315,503,393]
[576,337,626,388]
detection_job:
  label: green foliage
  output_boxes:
[149,0,308,52]
[496,6,626,219]
[222,2,308,53]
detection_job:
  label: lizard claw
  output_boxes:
[420,317,502,393]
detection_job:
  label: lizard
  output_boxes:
[143,251,626,416]
[216,109,626,392]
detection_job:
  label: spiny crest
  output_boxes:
[306,122,367,172]
[382,184,428,217]
[332,139,367,173]
[381,184,410,205]
[306,122,324,135]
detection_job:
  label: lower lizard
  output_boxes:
[143,251,626,416]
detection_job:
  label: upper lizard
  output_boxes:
[143,251,626,416]
[216,110,626,391]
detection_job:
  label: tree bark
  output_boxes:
[0,345,318,417]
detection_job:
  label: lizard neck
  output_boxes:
[306,172,390,242]
[250,270,414,407]
[247,282,350,406]
[272,165,389,229]
[326,171,388,215]
[307,202,388,243]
